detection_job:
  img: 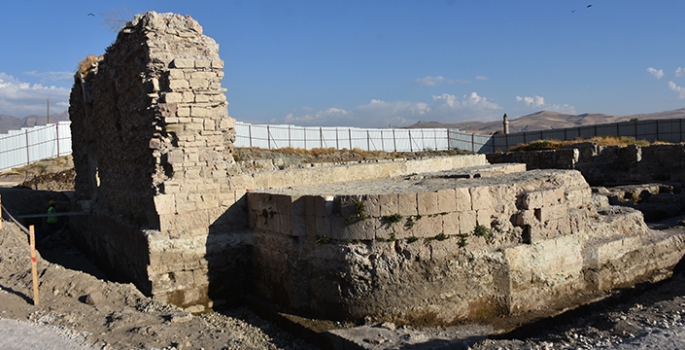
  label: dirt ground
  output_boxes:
[3,149,685,349]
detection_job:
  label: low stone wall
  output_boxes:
[246,167,685,323]
[487,144,685,185]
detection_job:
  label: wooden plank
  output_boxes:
[29,225,39,306]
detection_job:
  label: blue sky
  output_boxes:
[1,0,684,128]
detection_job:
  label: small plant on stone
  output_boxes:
[346,200,369,226]
[473,224,491,242]
[382,213,403,227]
[457,233,469,247]
[389,231,397,242]
[260,208,276,224]
[404,215,422,230]
[354,200,369,220]
[435,233,449,241]
[316,235,331,245]
[407,236,419,243]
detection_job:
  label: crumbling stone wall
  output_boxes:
[247,168,685,324]
[69,12,242,311]
[486,144,685,186]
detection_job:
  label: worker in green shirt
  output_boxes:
[47,200,59,235]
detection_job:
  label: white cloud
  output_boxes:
[276,92,502,128]
[675,68,685,78]
[475,76,487,81]
[647,67,664,79]
[0,73,70,117]
[515,95,576,114]
[669,81,685,99]
[24,71,73,82]
[413,75,470,86]
[414,76,446,86]
[282,107,349,124]
[516,95,545,108]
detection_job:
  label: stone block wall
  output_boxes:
[487,144,685,186]
[69,12,244,311]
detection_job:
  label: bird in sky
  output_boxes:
[587,4,592,8]
[88,13,95,16]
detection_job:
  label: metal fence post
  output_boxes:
[318,127,322,148]
[349,128,352,150]
[56,123,60,157]
[25,130,30,166]
[409,130,413,152]
[267,125,271,149]
[393,129,397,152]
[248,124,253,147]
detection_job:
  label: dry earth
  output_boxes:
[3,150,685,349]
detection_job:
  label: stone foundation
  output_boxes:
[247,168,685,323]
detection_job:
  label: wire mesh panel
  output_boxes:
[635,120,657,142]
[654,119,683,143]
[393,129,412,152]
[474,134,494,153]
[0,123,73,172]
[618,122,639,139]
[541,129,566,141]
[0,130,28,171]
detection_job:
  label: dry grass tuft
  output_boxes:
[77,54,103,77]
[508,136,660,152]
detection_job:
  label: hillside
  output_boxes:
[406,108,685,134]
[0,111,70,134]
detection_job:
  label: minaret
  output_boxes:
[503,113,509,134]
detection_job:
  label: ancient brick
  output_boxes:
[379,193,399,216]
[455,187,472,211]
[437,188,457,213]
[521,188,566,209]
[172,58,194,68]
[397,192,418,216]
[417,191,440,216]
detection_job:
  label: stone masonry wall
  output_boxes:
[246,169,685,323]
[69,12,243,312]
[486,144,685,186]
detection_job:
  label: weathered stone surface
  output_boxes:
[69,11,238,311]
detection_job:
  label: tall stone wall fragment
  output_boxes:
[69,12,242,312]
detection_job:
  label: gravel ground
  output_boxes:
[2,221,685,350]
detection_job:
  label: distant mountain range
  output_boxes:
[3,108,685,136]
[406,108,685,134]
[0,111,70,134]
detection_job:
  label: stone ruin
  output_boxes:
[68,11,685,324]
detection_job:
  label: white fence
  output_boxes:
[4,118,685,172]
[234,122,452,152]
[0,122,72,172]
[491,119,685,151]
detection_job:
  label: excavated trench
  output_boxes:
[4,153,685,349]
